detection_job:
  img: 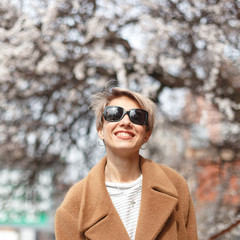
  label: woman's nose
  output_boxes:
[119,113,132,126]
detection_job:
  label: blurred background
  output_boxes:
[0,0,240,239]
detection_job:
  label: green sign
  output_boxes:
[0,211,49,227]
[0,169,53,228]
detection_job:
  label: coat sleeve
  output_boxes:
[55,179,87,240]
[185,196,198,240]
[158,163,199,239]
[55,207,83,240]
[55,207,84,240]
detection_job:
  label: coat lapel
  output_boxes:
[78,156,178,240]
[78,157,130,240]
[135,157,178,240]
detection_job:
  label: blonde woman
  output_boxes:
[55,87,198,240]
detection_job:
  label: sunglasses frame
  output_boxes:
[103,106,148,125]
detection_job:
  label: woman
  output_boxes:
[55,87,198,240]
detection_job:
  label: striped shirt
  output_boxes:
[106,175,142,240]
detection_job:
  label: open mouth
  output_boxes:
[115,131,135,138]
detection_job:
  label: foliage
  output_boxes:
[0,0,240,238]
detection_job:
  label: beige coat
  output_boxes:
[55,156,198,240]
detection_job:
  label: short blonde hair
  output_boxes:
[90,87,156,132]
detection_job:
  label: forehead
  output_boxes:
[107,96,141,110]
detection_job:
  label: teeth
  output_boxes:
[116,132,133,137]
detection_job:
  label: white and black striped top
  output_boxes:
[106,175,142,240]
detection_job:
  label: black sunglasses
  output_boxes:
[103,106,148,125]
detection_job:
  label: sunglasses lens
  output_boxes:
[130,109,147,125]
[104,106,148,125]
[105,107,123,121]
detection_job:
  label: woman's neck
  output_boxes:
[105,153,141,183]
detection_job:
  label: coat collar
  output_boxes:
[78,156,178,239]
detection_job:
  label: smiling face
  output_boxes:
[98,96,151,157]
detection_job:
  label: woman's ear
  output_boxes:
[98,128,104,140]
[144,130,151,143]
